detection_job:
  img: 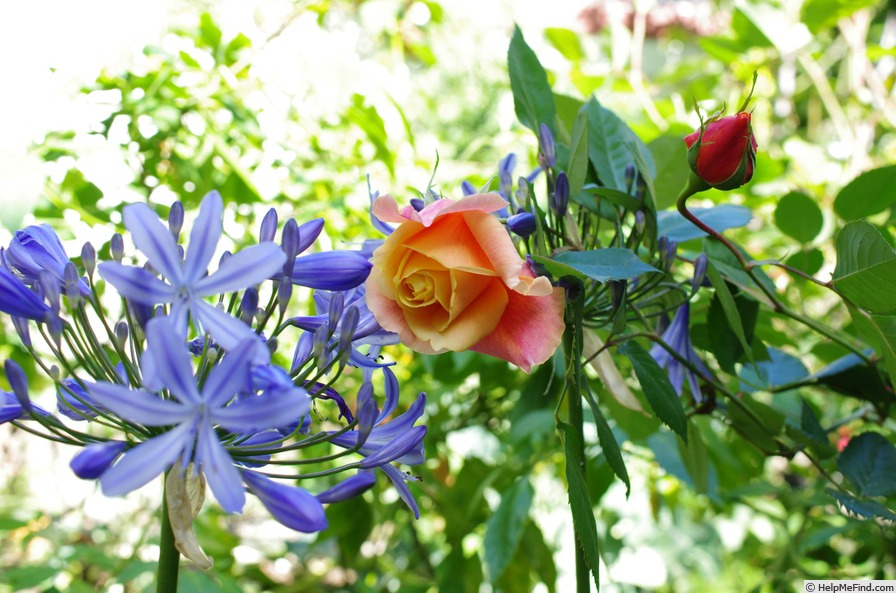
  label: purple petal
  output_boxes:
[316,472,377,503]
[145,317,201,404]
[201,338,255,408]
[242,471,327,532]
[183,191,224,284]
[376,366,399,424]
[88,383,191,426]
[190,300,269,364]
[100,420,194,496]
[193,243,286,296]
[212,391,310,434]
[290,251,371,291]
[97,262,176,305]
[123,202,184,284]
[0,392,24,423]
[196,422,245,513]
[295,218,325,254]
[70,441,127,479]
[0,267,50,321]
[380,464,420,519]
[359,425,427,469]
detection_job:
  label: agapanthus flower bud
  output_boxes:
[516,177,530,205]
[507,210,537,238]
[684,112,757,190]
[39,271,60,314]
[12,316,31,348]
[538,123,556,168]
[281,219,300,277]
[4,359,31,413]
[110,233,124,262]
[239,287,259,324]
[291,251,372,291]
[551,171,570,218]
[691,253,709,293]
[81,242,96,277]
[410,198,425,212]
[295,219,325,255]
[461,180,476,197]
[242,470,327,533]
[0,267,51,321]
[70,441,127,480]
[278,279,292,317]
[259,208,278,243]
[115,320,129,346]
[328,291,345,331]
[168,201,185,240]
[657,235,678,272]
[291,332,314,373]
[316,472,377,504]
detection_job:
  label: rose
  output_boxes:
[684,111,757,190]
[365,193,565,372]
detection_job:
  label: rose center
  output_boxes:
[399,271,437,307]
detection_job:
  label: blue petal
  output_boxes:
[296,218,325,254]
[193,243,286,296]
[97,262,176,305]
[0,392,24,423]
[201,338,255,408]
[70,441,127,479]
[190,299,269,364]
[88,383,191,426]
[359,425,427,469]
[182,191,223,284]
[0,267,50,321]
[379,464,420,519]
[291,251,372,291]
[212,391,309,434]
[123,202,184,285]
[145,317,201,404]
[376,366,399,424]
[196,421,245,513]
[316,472,376,503]
[242,471,327,532]
[100,420,194,496]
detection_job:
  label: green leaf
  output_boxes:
[833,165,896,220]
[618,341,688,442]
[705,260,756,369]
[544,27,585,62]
[775,191,824,243]
[567,110,589,196]
[558,420,600,589]
[811,351,893,405]
[553,248,659,283]
[677,420,710,493]
[657,205,752,243]
[584,97,654,193]
[832,221,896,315]
[738,347,809,393]
[648,134,690,210]
[726,393,786,454]
[508,26,557,134]
[577,185,640,211]
[582,385,630,493]
[703,239,776,304]
[707,289,761,373]
[837,432,896,497]
[802,0,881,34]
[484,477,535,582]
[784,248,824,276]
[848,306,896,383]
[827,489,896,522]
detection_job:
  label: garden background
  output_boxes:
[1,0,895,592]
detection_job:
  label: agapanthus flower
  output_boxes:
[87,317,308,513]
[0,266,52,321]
[649,303,711,403]
[97,191,285,355]
[5,224,91,296]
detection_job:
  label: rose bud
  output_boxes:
[684,111,757,191]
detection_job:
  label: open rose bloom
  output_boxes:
[366,193,565,372]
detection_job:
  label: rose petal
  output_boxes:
[471,285,565,373]
[402,213,497,274]
[365,273,441,355]
[371,193,508,227]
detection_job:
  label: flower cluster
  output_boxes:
[0,191,426,561]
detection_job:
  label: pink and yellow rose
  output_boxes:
[365,193,565,372]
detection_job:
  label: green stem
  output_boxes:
[675,175,870,363]
[157,478,180,593]
[562,298,591,593]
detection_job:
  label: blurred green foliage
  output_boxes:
[4,0,896,592]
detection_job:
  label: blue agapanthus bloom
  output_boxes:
[649,302,712,403]
[0,266,52,321]
[98,191,285,354]
[86,317,309,513]
[5,224,91,297]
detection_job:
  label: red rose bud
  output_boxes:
[684,111,757,191]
